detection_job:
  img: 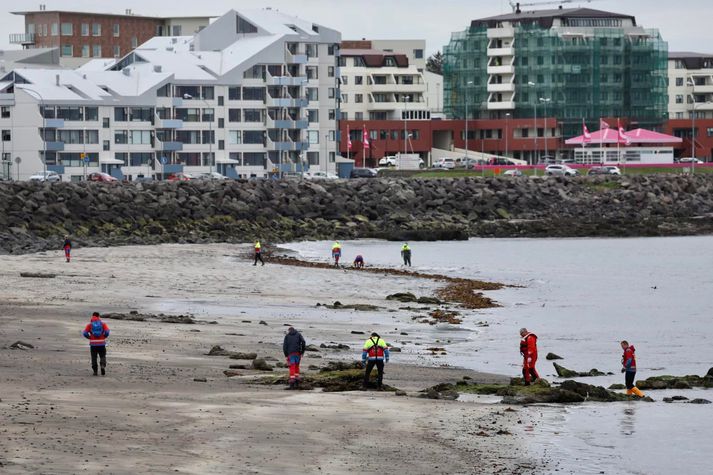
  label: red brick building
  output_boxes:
[10,9,211,61]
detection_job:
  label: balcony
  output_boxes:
[487,82,515,93]
[267,72,308,86]
[156,139,183,151]
[487,64,515,75]
[155,115,184,129]
[487,47,515,57]
[267,117,310,129]
[285,50,308,64]
[45,118,65,128]
[692,84,713,94]
[487,27,515,39]
[486,101,516,110]
[9,33,35,45]
[267,138,310,151]
[370,83,426,93]
[267,96,309,108]
[45,141,65,151]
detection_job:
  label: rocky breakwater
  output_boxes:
[2,174,713,254]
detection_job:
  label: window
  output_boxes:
[307,131,319,144]
[175,108,200,122]
[103,140,110,151]
[413,49,423,59]
[61,23,73,36]
[328,44,336,56]
[2,130,10,141]
[355,112,363,120]
[243,109,264,122]
[175,131,201,144]
[676,77,684,87]
[51,23,59,36]
[328,88,336,99]
[218,96,224,106]
[307,110,319,122]
[355,94,363,103]
[113,45,121,58]
[242,87,265,101]
[102,117,110,128]
[676,95,684,104]
[93,45,102,57]
[218,118,224,128]
[306,88,318,101]
[228,87,241,100]
[172,25,182,36]
[341,75,348,85]
[328,109,335,120]
[82,45,90,57]
[0,107,10,119]
[81,23,89,36]
[56,107,84,121]
[201,131,214,144]
[228,109,241,122]
[114,108,128,122]
[85,107,98,121]
[229,131,242,144]
[243,130,264,144]
[113,24,120,37]
[243,152,265,166]
[340,94,348,103]
[355,76,363,85]
[92,23,101,36]
[114,130,128,144]
[61,45,73,57]
[130,107,154,122]
[201,108,214,122]
[305,44,318,58]
[328,66,334,78]
[85,130,99,144]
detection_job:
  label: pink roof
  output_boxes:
[566,128,682,145]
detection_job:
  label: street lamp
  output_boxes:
[692,101,712,174]
[20,87,47,179]
[402,94,411,156]
[184,93,213,175]
[528,81,537,174]
[505,112,511,159]
[539,97,551,161]
[465,81,473,161]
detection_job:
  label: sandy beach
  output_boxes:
[0,244,538,474]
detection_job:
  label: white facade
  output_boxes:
[0,9,341,181]
[668,53,713,120]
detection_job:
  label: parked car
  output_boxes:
[87,172,118,182]
[503,169,524,177]
[167,172,194,182]
[378,155,398,167]
[304,171,339,180]
[462,158,480,169]
[604,166,621,175]
[433,158,456,169]
[545,164,579,176]
[678,157,704,164]
[134,176,155,183]
[350,168,379,179]
[588,166,610,176]
[29,171,61,182]
[197,172,228,180]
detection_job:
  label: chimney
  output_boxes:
[516,3,521,14]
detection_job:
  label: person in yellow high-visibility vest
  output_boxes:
[361,332,390,389]
[253,240,264,266]
[400,243,412,266]
[331,241,342,266]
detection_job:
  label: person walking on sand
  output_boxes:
[362,332,389,389]
[253,240,265,266]
[621,340,645,398]
[401,243,412,267]
[353,254,365,268]
[63,236,72,263]
[283,326,306,389]
[82,312,110,376]
[520,328,539,385]
[331,241,342,266]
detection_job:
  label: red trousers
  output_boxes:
[64,248,71,262]
[287,354,301,381]
[522,356,539,383]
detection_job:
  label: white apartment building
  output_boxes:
[339,41,432,122]
[668,52,713,120]
[0,9,340,181]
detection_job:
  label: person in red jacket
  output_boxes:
[63,236,72,263]
[520,328,539,385]
[82,312,110,376]
[621,340,645,397]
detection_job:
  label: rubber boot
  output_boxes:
[631,387,645,398]
[93,369,98,376]
[626,388,634,396]
[101,366,106,376]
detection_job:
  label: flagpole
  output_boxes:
[600,119,604,164]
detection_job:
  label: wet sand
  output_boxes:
[0,244,538,474]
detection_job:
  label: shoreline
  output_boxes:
[0,243,541,474]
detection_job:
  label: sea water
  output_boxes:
[285,236,713,474]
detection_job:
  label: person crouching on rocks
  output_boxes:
[362,332,389,389]
[621,340,645,398]
[83,312,110,376]
[283,327,306,389]
[353,254,365,268]
[519,328,540,385]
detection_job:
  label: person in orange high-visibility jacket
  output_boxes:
[253,240,265,266]
[82,312,110,376]
[621,340,645,398]
[361,332,389,389]
[519,328,539,385]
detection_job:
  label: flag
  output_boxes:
[362,126,370,149]
[347,126,352,151]
[600,118,610,130]
[617,118,631,145]
[583,119,591,143]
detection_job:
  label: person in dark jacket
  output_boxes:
[82,312,110,376]
[401,243,411,266]
[283,327,306,389]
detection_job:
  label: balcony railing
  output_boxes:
[9,33,35,45]
[155,139,183,151]
[154,114,184,129]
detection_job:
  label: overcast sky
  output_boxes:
[0,0,707,55]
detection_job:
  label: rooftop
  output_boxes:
[471,7,636,28]
[11,10,216,20]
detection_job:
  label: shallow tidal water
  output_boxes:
[285,236,713,474]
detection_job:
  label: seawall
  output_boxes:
[2,175,713,254]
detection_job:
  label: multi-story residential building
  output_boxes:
[0,9,341,181]
[9,7,214,67]
[443,6,669,158]
[668,52,713,120]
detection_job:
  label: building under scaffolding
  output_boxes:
[443,7,669,148]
